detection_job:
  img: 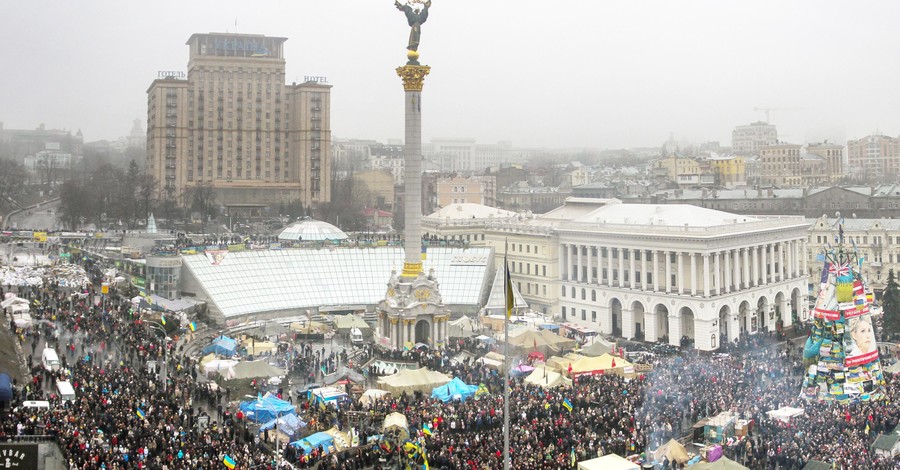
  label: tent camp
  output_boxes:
[333,315,370,335]
[377,367,451,395]
[510,364,535,376]
[238,394,295,423]
[225,360,285,381]
[0,296,30,314]
[202,359,239,375]
[324,366,366,387]
[260,413,306,437]
[202,336,238,357]
[570,354,634,378]
[431,377,479,402]
[580,338,617,357]
[240,338,277,356]
[382,412,410,440]
[507,329,576,356]
[688,456,750,470]
[577,454,639,470]
[290,431,336,455]
[766,406,805,423]
[653,439,690,465]
[885,362,900,375]
[359,389,391,407]
[448,315,480,338]
[523,366,572,389]
[545,353,585,373]
[478,351,505,369]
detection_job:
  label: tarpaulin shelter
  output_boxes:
[545,353,585,373]
[510,364,535,376]
[323,366,365,386]
[202,359,238,375]
[431,377,479,402]
[359,389,391,407]
[382,412,409,440]
[448,315,480,338]
[766,406,805,423]
[0,373,12,402]
[580,338,617,357]
[688,456,750,470]
[239,394,295,423]
[225,360,284,381]
[478,351,505,369]
[0,296,30,314]
[570,354,633,378]
[377,367,451,395]
[507,329,562,356]
[577,454,639,470]
[653,438,690,465]
[202,335,238,357]
[290,431,335,455]
[241,339,277,356]
[260,413,307,437]
[333,315,370,335]
[523,366,572,389]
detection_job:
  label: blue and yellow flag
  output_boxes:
[188,322,197,332]
[562,398,573,412]
[505,255,514,319]
[160,314,166,326]
[422,422,432,436]
[223,454,236,469]
[136,408,146,420]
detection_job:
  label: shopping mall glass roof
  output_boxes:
[181,246,493,318]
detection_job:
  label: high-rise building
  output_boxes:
[146,33,331,216]
[846,134,900,180]
[732,122,778,155]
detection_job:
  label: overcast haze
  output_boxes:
[2,1,899,149]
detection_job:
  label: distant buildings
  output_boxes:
[0,122,83,163]
[435,175,496,207]
[759,143,803,186]
[732,121,778,154]
[146,33,331,216]
[847,134,900,181]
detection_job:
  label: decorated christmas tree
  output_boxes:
[802,226,885,403]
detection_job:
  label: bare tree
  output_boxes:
[185,181,217,233]
[0,158,27,210]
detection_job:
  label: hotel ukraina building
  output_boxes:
[427,198,810,351]
[146,33,331,214]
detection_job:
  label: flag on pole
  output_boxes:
[135,408,146,420]
[160,314,166,326]
[189,322,197,332]
[570,447,576,466]
[562,398,573,412]
[422,422,433,436]
[505,255,514,319]
[223,454,236,469]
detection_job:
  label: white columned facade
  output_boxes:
[703,253,711,297]
[629,249,636,289]
[742,248,750,289]
[654,251,662,292]
[751,246,759,287]
[677,252,684,294]
[713,252,721,296]
[574,245,581,283]
[690,253,698,296]
[607,248,614,287]
[641,250,648,290]
[560,244,568,281]
[724,249,732,293]
[618,248,625,288]
[665,251,672,293]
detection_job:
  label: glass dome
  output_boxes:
[278,218,348,241]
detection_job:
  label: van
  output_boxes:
[56,381,75,403]
[350,327,364,346]
[21,400,50,410]
[42,348,60,371]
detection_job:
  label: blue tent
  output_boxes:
[290,431,334,455]
[239,394,295,423]
[260,413,306,437]
[430,377,479,402]
[202,335,238,357]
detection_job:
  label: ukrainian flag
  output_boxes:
[160,314,166,326]
[189,322,197,332]
[223,454,236,469]
[562,398,573,412]
[421,245,427,260]
[136,408,146,420]
[422,422,432,436]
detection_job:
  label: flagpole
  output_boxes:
[503,238,510,470]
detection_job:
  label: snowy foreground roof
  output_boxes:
[182,247,492,318]
[575,203,760,227]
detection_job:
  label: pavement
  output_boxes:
[3,199,61,231]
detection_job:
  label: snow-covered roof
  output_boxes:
[278,218,348,241]
[425,203,517,221]
[539,197,619,222]
[575,203,759,227]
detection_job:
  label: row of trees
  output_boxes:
[57,161,158,230]
[0,158,27,211]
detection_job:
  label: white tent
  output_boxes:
[578,454,639,470]
[448,315,480,338]
[766,406,805,423]
[376,367,451,395]
[1,296,30,314]
[203,359,239,375]
[224,360,285,381]
[524,366,572,389]
[359,389,392,407]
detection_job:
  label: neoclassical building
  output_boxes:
[557,203,810,351]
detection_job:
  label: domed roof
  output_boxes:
[278,218,348,241]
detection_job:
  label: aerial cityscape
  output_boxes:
[2,1,900,469]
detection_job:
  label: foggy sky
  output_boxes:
[2,0,899,150]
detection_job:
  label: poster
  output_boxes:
[844,315,878,367]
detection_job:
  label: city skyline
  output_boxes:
[2,1,900,149]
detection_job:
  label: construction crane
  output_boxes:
[753,106,804,124]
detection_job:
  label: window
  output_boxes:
[571,287,576,298]
[591,290,596,301]
[562,306,567,319]
[581,288,586,300]
[562,286,566,296]
[591,311,597,322]
[582,309,586,321]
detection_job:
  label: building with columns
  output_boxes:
[557,203,809,351]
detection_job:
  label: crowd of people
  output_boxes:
[2,256,900,469]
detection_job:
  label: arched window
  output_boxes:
[581,288,586,300]
[591,290,597,302]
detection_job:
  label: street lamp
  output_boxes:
[144,318,169,393]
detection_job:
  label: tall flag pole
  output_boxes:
[503,238,511,470]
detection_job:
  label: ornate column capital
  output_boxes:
[396,65,431,91]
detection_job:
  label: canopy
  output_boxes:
[523,366,572,389]
[225,360,284,381]
[377,367,451,395]
[359,389,391,407]
[570,354,633,377]
[431,377,479,402]
[766,406,805,423]
[241,339,277,356]
[290,431,335,455]
[333,315,370,334]
[199,353,217,365]
[507,328,577,356]
[260,413,306,436]
[323,366,365,386]
[382,412,409,440]
[246,322,289,338]
[510,364,536,377]
[578,454,639,470]
[239,394,295,423]
[653,439,690,464]
[546,354,585,373]
[202,359,239,375]
[448,315,480,338]
[290,320,332,333]
[688,456,750,470]
[580,338,617,357]
[478,351,506,370]
[0,296,30,313]
[202,335,238,357]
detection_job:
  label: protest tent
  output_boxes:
[202,359,239,375]
[202,336,238,357]
[240,338,277,356]
[546,354,585,373]
[359,389,391,407]
[688,456,750,470]
[382,412,410,440]
[225,360,284,381]
[239,394,295,423]
[333,315,370,335]
[431,377,479,402]
[766,406,805,423]
[510,364,535,377]
[324,366,365,387]
[478,351,505,370]
[653,439,690,465]
[570,354,633,378]
[507,329,561,356]
[580,338,617,357]
[290,431,336,455]
[448,315,480,338]
[260,413,307,437]
[0,296,30,314]
[377,367,451,395]
[578,454,639,470]
[523,366,572,389]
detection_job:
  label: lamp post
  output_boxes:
[144,319,168,393]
